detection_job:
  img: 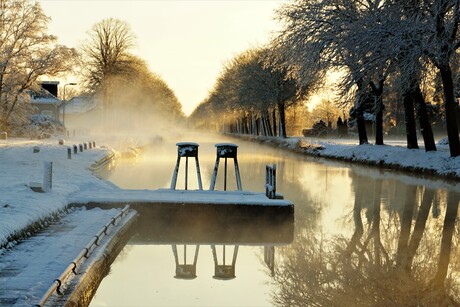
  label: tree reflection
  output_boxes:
[271,181,460,306]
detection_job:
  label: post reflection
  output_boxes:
[172,244,199,279]
[211,245,239,280]
[129,205,293,281]
[270,177,460,306]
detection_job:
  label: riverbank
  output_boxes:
[0,138,119,249]
[231,134,460,181]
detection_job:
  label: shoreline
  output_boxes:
[228,134,460,182]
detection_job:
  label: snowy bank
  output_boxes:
[231,134,460,180]
[0,138,117,249]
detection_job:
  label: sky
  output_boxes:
[39,0,287,116]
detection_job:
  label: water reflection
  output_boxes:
[93,134,459,306]
[271,183,460,306]
[91,203,293,306]
[172,244,199,279]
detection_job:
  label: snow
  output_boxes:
[0,207,134,305]
[250,136,460,179]
[0,138,116,248]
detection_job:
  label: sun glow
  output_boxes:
[39,0,287,116]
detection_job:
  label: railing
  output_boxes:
[36,205,131,307]
[265,164,276,199]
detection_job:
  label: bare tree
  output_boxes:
[0,0,77,132]
[81,18,136,124]
[191,48,307,138]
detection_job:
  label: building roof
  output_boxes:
[29,87,61,105]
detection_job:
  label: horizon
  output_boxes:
[39,0,287,116]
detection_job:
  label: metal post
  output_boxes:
[234,157,242,191]
[185,157,188,190]
[209,157,220,191]
[224,158,227,191]
[170,156,181,190]
[195,156,203,190]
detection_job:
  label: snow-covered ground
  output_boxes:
[0,138,117,248]
[242,135,460,180]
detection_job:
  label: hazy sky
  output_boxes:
[40,0,287,116]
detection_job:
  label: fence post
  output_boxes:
[43,161,53,192]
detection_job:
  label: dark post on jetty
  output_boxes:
[209,143,242,191]
[170,142,203,190]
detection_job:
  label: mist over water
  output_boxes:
[84,118,459,306]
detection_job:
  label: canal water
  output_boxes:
[90,132,460,306]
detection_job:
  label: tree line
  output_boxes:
[0,0,183,135]
[190,0,460,158]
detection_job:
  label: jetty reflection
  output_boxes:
[128,205,293,280]
[271,182,460,306]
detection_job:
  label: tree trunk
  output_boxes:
[413,84,437,151]
[431,190,459,287]
[374,95,384,145]
[272,108,277,137]
[278,102,287,138]
[243,115,249,134]
[396,185,417,269]
[370,81,384,145]
[354,81,368,145]
[439,66,460,157]
[265,111,273,137]
[356,105,368,145]
[405,188,434,273]
[403,90,419,149]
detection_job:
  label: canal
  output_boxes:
[90,132,460,306]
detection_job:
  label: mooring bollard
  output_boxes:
[170,142,203,190]
[209,143,242,191]
[92,141,96,148]
[33,146,40,153]
[89,142,92,149]
[79,144,83,152]
[43,161,53,192]
[73,145,78,154]
[67,147,72,159]
[84,143,87,150]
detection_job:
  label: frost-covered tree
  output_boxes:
[418,0,460,156]
[0,0,77,132]
[274,0,381,145]
[191,48,306,138]
[274,0,442,151]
